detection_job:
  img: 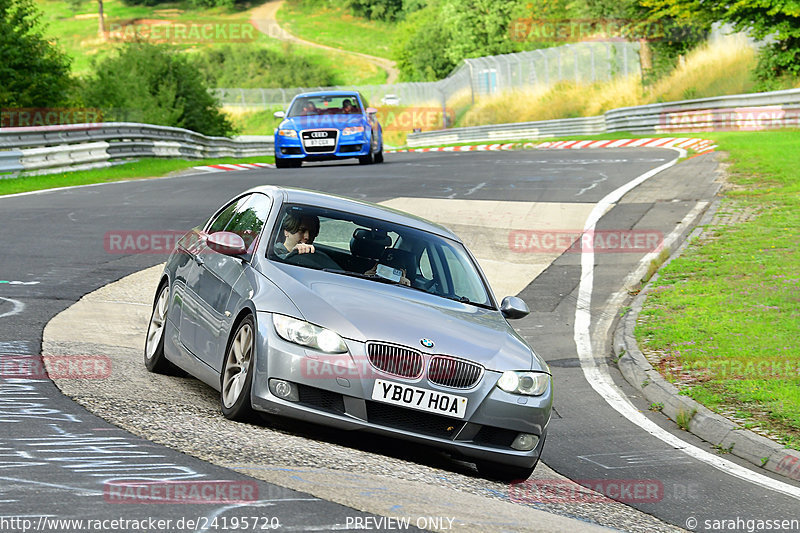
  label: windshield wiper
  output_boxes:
[439,294,495,310]
[323,269,399,285]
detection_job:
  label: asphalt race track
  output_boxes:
[1,149,799,532]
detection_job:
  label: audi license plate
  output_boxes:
[371,379,467,418]
[304,138,335,147]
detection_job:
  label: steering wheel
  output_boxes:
[284,249,340,270]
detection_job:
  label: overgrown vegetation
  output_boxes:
[192,44,336,88]
[456,35,758,127]
[644,0,800,90]
[81,42,235,136]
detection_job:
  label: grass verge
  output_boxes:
[0,155,274,196]
[635,130,800,450]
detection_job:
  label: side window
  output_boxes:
[207,196,249,234]
[224,194,271,253]
[316,218,358,251]
[419,249,433,279]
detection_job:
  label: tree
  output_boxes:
[0,0,73,108]
[579,0,706,82]
[393,0,536,81]
[643,0,800,83]
[81,42,235,137]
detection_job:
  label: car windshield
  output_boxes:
[269,204,494,308]
[287,95,361,117]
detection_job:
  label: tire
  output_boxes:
[275,157,289,169]
[291,159,303,168]
[220,314,256,421]
[358,142,374,165]
[144,282,177,374]
[374,147,384,163]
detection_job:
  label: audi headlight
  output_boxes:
[278,129,297,138]
[497,371,549,396]
[272,314,347,353]
[342,126,365,136]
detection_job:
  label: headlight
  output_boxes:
[342,126,365,136]
[497,371,549,396]
[272,314,347,353]
[278,129,297,138]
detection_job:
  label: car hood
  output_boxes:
[261,264,543,372]
[281,115,365,131]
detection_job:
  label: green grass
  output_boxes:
[227,107,284,135]
[636,130,800,449]
[0,155,274,196]
[35,0,384,84]
[277,0,396,60]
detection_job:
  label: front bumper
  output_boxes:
[252,312,552,468]
[274,134,370,161]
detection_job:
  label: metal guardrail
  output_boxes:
[407,88,800,146]
[0,122,274,177]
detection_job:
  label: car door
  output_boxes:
[179,194,271,369]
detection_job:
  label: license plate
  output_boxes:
[304,138,335,147]
[371,379,467,419]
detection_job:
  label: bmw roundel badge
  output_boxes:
[420,338,435,349]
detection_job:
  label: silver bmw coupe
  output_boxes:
[145,186,552,480]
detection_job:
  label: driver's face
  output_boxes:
[284,217,318,249]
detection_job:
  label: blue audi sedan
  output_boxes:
[273,91,384,168]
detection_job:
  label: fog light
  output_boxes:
[269,379,299,402]
[511,433,539,451]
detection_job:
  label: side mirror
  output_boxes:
[207,232,247,256]
[366,107,378,115]
[273,111,285,119]
[500,296,529,319]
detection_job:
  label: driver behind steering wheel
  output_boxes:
[275,212,320,258]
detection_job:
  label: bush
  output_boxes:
[192,44,337,89]
[754,38,800,91]
[81,42,235,137]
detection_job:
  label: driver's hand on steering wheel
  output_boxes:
[292,243,315,254]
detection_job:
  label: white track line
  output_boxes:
[573,150,800,501]
[0,297,24,319]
